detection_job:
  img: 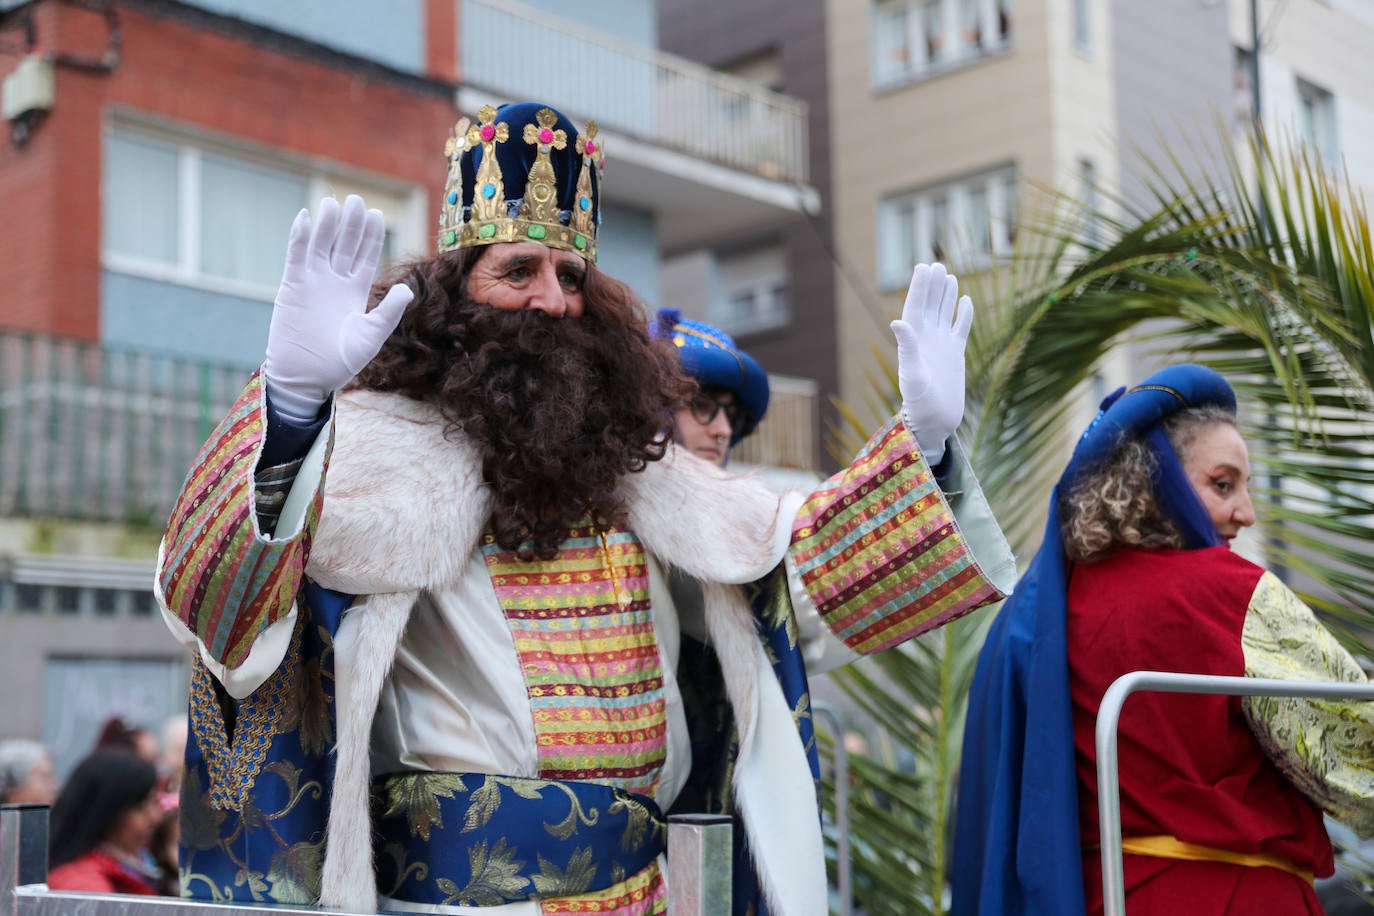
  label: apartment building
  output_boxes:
[828,0,1374,429]
[0,0,817,770]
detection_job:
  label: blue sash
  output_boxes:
[372,772,666,907]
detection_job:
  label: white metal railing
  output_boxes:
[461,0,809,184]
[1095,671,1374,916]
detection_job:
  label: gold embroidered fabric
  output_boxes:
[1241,571,1374,837]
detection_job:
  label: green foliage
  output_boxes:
[821,130,1374,913]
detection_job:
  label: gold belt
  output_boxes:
[1088,835,1314,884]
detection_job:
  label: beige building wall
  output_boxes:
[827,0,1118,428]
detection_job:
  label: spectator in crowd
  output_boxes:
[0,739,57,806]
[47,749,164,896]
[93,717,159,764]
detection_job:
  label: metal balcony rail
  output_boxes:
[462,0,810,184]
[731,375,820,472]
[1095,670,1374,916]
[1,806,730,915]
[0,329,249,527]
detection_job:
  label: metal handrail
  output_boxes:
[814,702,852,916]
[1095,670,1374,916]
[2,806,731,915]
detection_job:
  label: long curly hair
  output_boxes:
[1059,405,1236,562]
[350,247,695,559]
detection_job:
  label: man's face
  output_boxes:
[467,242,587,317]
[673,387,739,467]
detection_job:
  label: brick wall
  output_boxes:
[0,0,456,340]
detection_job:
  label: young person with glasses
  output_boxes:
[654,309,765,467]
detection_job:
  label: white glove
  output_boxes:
[262,195,414,423]
[890,263,974,466]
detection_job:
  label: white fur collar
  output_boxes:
[308,389,794,593]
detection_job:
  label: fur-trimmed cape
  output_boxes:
[308,390,827,915]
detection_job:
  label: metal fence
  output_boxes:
[463,0,809,184]
[1095,670,1374,916]
[0,330,249,527]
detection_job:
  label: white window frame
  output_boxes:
[877,165,1017,288]
[102,116,424,302]
[871,0,1012,89]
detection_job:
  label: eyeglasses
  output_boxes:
[689,392,744,429]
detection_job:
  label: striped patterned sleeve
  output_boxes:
[158,371,332,670]
[787,417,1015,656]
[1242,571,1374,837]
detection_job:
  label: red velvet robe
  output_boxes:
[1067,547,1332,915]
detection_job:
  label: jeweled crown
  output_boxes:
[437,103,604,261]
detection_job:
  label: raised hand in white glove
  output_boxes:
[890,263,974,466]
[262,195,414,424]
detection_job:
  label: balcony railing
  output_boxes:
[462,0,809,184]
[731,375,820,472]
[0,330,822,527]
[0,330,248,527]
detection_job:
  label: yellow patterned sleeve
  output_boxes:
[1241,571,1374,837]
[158,371,332,670]
[788,418,1014,655]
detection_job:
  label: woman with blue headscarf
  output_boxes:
[951,364,1374,915]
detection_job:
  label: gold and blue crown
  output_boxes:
[437,102,604,261]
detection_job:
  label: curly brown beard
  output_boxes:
[350,248,695,560]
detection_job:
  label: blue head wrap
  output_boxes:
[951,364,1236,915]
[652,308,770,446]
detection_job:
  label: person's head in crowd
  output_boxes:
[49,749,161,869]
[1057,366,1254,562]
[652,309,770,467]
[351,103,694,560]
[158,715,188,792]
[0,739,57,806]
[94,716,159,764]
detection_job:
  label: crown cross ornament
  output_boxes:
[436,102,603,261]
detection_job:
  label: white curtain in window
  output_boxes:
[104,131,180,265]
[199,154,307,288]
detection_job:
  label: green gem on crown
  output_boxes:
[527,225,547,240]
[479,223,497,239]
[443,229,458,246]
[574,234,587,250]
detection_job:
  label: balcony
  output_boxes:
[0,330,246,527]
[0,331,821,529]
[731,375,821,475]
[459,0,820,251]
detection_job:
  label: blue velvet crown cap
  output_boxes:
[437,101,602,259]
[1061,363,1236,489]
[653,308,770,446]
[462,102,598,225]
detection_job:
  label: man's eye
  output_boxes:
[560,271,583,290]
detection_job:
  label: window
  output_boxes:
[877,165,1017,286]
[104,122,417,299]
[1296,78,1338,164]
[712,245,789,335]
[871,0,1012,87]
[1078,158,1100,248]
[1073,0,1091,53]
